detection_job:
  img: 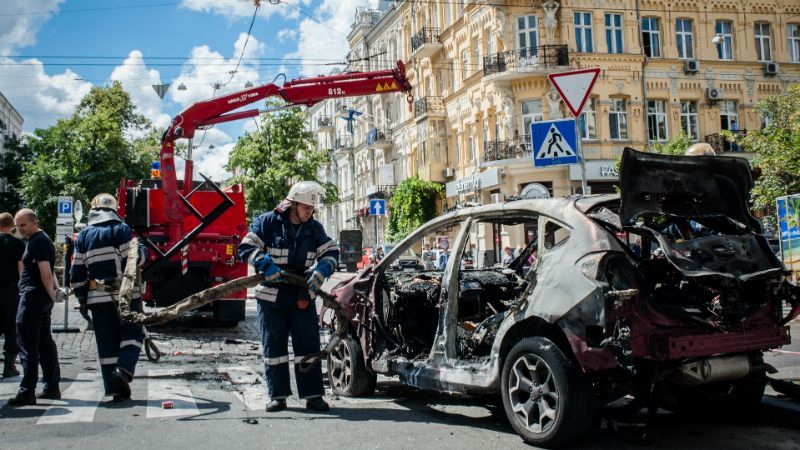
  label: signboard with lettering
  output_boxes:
[445,168,500,197]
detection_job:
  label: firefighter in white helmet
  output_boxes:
[70,193,146,402]
[238,181,339,413]
[684,142,716,156]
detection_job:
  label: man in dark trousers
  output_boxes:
[70,193,146,402]
[0,212,25,378]
[239,181,339,413]
[8,208,60,406]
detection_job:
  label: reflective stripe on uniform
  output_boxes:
[254,285,278,302]
[316,240,337,255]
[99,357,118,365]
[266,247,289,264]
[72,251,85,265]
[120,339,143,349]
[304,251,317,267]
[87,292,115,304]
[265,355,289,365]
[241,232,265,250]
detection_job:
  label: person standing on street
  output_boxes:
[238,181,339,413]
[0,212,25,378]
[8,209,60,406]
[70,193,146,402]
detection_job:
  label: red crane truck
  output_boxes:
[117,62,412,325]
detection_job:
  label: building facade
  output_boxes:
[0,90,23,194]
[314,0,800,259]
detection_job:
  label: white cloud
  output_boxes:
[0,0,65,54]
[0,58,93,131]
[175,142,235,183]
[170,33,265,108]
[109,51,172,130]
[179,0,309,20]
[287,0,379,76]
[277,29,297,43]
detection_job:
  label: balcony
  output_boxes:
[413,96,445,120]
[366,127,392,150]
[411,27,442,59]
[483,135,533,164]
[416,138,447,183]
[704,130,748,154]
[316,115,333,132]
[483,45,570,82]
[335,136,354,150]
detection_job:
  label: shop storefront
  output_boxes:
[569,160,620,194]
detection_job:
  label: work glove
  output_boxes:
[254,254,283,283]
[77,294,91,324]
[306,258,336,297]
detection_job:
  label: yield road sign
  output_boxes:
[548,68,601,117]
[369,199,386,216]
[532,119,579,167]
[57,196,73,217]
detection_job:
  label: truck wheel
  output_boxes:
[327,337,376,397]
[501,337,592,447]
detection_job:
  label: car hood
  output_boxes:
[618,147,760,231]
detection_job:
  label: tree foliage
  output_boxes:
[14,81,153,235]
[740,84,800,230]
[0,136,34,212]
[648,129,693,156]
[386,176,443,243]
[227,102,338,219]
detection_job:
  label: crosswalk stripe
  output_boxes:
[0,375,22,399]
[146,368,199,418]
[37,372,104,424]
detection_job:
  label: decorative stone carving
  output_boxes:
[495,10,506,40]
[546,89,563,119]
[542,0,560,45]
[616,81,625,93]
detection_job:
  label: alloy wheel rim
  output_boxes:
[508,353,560,434]
[329,340,352,391]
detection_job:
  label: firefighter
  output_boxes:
[684,142,716,156]
[70,193,146,402]
[238,181,339,413]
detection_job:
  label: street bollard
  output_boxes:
[53,236,80,333]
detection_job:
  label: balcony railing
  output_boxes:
[316,115,333,129]
[704,130,747,153]
[483,135,533,163]
[366,127,391,145]
[483,45,570,76]
[335,136,354,149]
[411,27,440,53]
[413,96,445,118]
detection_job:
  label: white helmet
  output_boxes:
[285,181,325,207]
[91,193,118,210]
[684,142,716,156]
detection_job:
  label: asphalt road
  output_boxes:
[1,272,799,449]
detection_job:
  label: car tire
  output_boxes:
[327,337,377,397]
[501,337,592,447]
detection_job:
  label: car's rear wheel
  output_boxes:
[327,337,376,397]
[501,337,592,447]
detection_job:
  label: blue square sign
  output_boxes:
[369,199,386,216]
[57,196,73,217]
[531,119,579,167]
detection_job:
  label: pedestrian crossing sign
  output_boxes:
[531,118,579,167]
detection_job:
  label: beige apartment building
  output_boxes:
[314,0,800,258]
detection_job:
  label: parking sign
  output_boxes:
[57,196,73,217]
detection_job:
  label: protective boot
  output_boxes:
[2,354,19,378]
[265,399,287,412]
[7,392,36,406]
[111,368,132,402]
[305,397,330,412]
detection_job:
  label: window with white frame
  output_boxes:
[675,19,693,59]
[609,98,628,140]
[647,100,668,142]
[574,12,593,53]
[487,36,494,57]
[517,15,538,57]
[755,22,772,62]
[444,3,451,28]
[473,36,482,74]
[461,48,469,82]
[715,20,733,60]
[468,129,475,161]
[641,17,661,57]
[680,100,699,141]
[720,101,738,130]
[454,135,460,165]
[431,4,438,29]
[605,13,624,53]
[790,24,800,63]
[520,99,543,147]
[580,98,597,140]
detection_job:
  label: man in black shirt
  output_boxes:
[0,212,25,378]
[8,209,61,406]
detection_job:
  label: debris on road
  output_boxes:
[162,401,174,409]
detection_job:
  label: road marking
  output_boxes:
[0,375,22,399]
[37,372,104,424]
[771,349,800,357]
[146,368,199,418]
[220,366,268,411]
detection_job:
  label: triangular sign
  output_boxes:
[548,68,600,117]
[152,83,170,99]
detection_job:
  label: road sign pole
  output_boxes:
[53,237,79,333]
[575,119,588,195]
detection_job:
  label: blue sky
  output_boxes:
[0,0,382,179]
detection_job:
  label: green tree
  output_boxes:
[227,102,338,218]
[648,129,693,156]
[0,136,34,212]
[386,176,444,243]
[740,83,800,230]
[18,81,153,235]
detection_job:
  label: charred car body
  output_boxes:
[326,148,800,447]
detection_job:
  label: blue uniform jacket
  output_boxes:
[70,217,146,305]
[238,210,339,308]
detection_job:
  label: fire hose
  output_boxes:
[117,238,348,371]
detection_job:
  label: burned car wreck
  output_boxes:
[325,148,800,447]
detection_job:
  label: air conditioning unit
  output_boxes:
[764,62,779,76]
[443,167,455,178]
[684,59,699,74]
[490,193,505,203]
[706,87,722,101]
